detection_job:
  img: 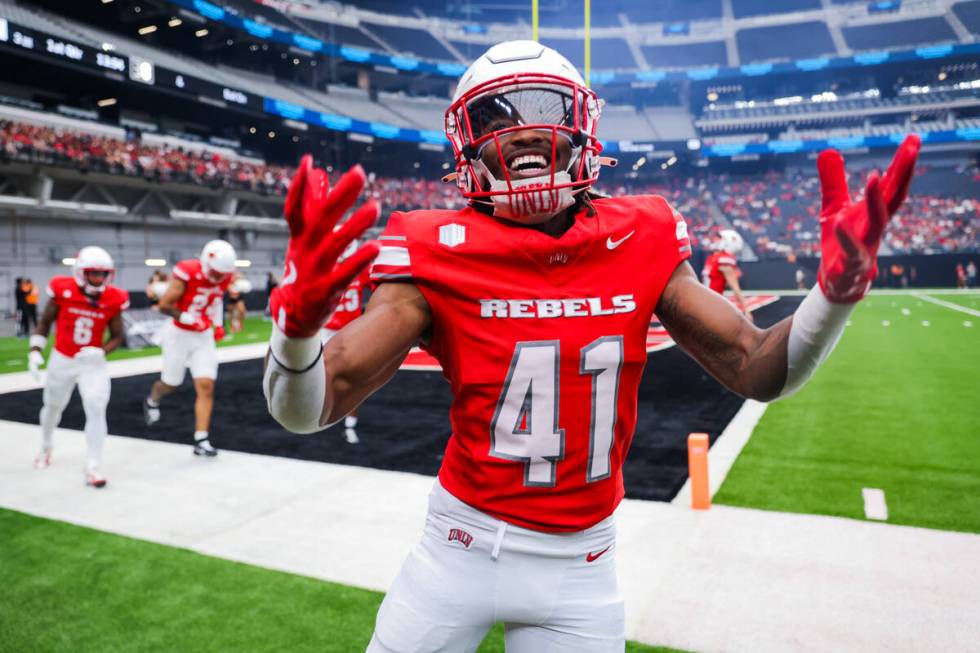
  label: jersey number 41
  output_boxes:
[490,337,623,487]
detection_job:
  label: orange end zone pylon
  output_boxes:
[688,433,710,510]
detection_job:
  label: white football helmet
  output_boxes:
[73,246,114,295]
[718,229,744,255]
[200,240,237,282]
[445,40,604,224]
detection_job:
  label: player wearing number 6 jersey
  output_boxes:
[263,40,920,653]
[30,246,129,488]
[143,239,241,457]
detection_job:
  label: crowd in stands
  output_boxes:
[0,120,292,195]
[0,118,976,257]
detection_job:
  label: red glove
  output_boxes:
[213,326,226,342]
[816,135,920,303]
[270,155,380,337]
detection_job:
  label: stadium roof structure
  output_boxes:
[164,0,980,82]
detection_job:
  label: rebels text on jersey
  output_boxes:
[170,259,232,331]
[701,251,737,295]
[371,196,691,532]
[325,268,369,331]
[46,276,130,358]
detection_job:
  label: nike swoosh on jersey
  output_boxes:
[586,546,611,562]
[606,231,635,250]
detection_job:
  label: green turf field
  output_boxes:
[0,316,272,375]
[0,508,679,653]
[715,291,980,534]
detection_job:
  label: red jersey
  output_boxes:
[701,251,737,294]
[371,196,691,532]
[325,268,369,331]
[46,276,129,357]
[170,259,232,331]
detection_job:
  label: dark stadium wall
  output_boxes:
[740,254,979,290]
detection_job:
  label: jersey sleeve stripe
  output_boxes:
[45,285,55,298]
[172,266,190,281]
[371,271,413,280]
[375,246,411,268]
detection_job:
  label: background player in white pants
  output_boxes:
[143,240,238,457]
[29,246,129,487]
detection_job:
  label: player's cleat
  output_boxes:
[193,439,219,457]
[85,471,107,488]
[34,449,51,469]
[344,427,360,444]
[143,397,160,426]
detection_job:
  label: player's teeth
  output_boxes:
[511,154,547,170]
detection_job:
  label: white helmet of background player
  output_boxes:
[72,246,114,295]
[718,229,744,255]
[445,40,605,224]
[200,239,237,283]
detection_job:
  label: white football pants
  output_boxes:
[160,321,218,386]
[40,350,110,472]
[367,480,624,653]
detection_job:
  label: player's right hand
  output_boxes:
[270,155,380,338]
[27,350,44,380]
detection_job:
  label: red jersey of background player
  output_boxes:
[371,195,690,532]
[170,259,232,331]
[325,268,369,331]
[701,251,738,294]
[46,276,130,357]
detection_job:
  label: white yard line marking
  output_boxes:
[862,488,889,521]
[672,399,768,506]
[914,293,980,318]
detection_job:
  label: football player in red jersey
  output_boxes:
[29,246,130,488]
[262,41,920,652]
[702,229,753,321]
[143,239,243,457]
[321,246,370,444]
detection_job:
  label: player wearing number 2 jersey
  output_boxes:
[29,246,129,488]
[263,41,920,653]
[143,240,239,457]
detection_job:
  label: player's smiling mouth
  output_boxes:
[505,148,552,178]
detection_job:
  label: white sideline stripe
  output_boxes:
[863,488,889,521]
[0,342,267,395]
[1,421,978,653]
[913,293,980,318]
[672,399,768,506]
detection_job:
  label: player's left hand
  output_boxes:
[213,326,226,342]
[271,155,380,338]
[76,346,106,364]
[816,134,920,303]
[27,349,44,380]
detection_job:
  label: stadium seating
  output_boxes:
[540,37,636,70]
[953,0,980,36]
[736,22,836,62]
[731,0,822,19]
[842,17,958,50]
[640,42,729,69]
[363,23,458,61]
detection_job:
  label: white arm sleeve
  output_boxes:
[263,325,329,434]
[779,285,855,398]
